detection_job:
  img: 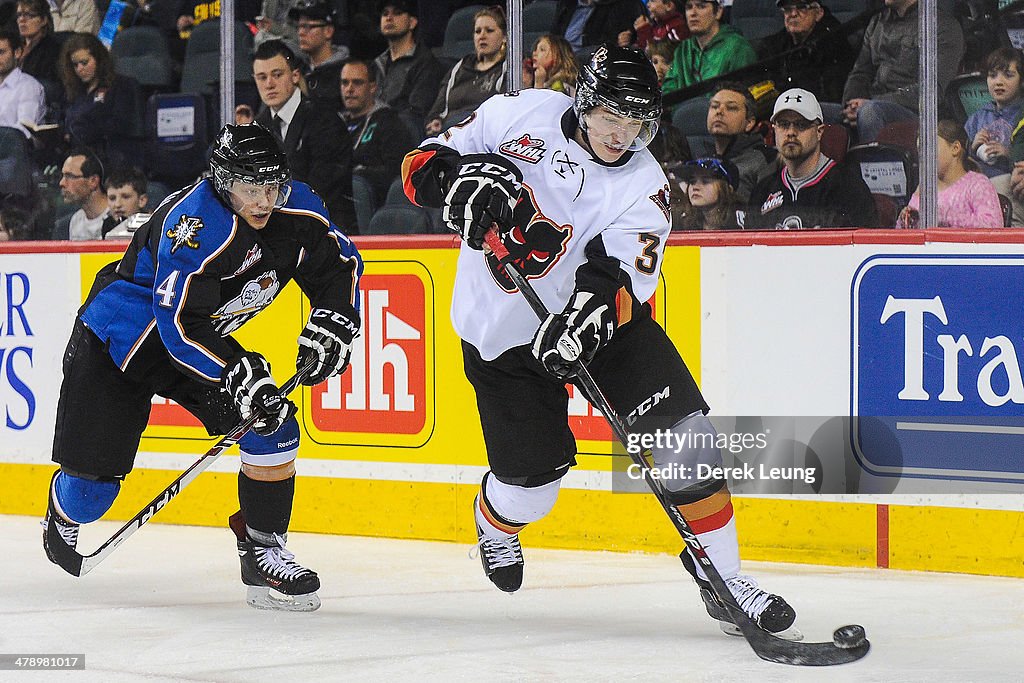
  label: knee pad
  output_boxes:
[483,471,562,525]
[649,411,724,496]
[54,470,120,524]
[239,417,299,467]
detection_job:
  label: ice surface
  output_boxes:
[2,514,1022,682]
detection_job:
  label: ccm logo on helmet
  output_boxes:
[257,166,279,172]
[624,95,651,103]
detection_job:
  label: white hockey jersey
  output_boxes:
[406,88,671,361]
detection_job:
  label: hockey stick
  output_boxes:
[45,357,318,578]
[483,229,869,666]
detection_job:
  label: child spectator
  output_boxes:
[966,47,1024,179]
[103,167,149,237]
[645,39,677,86]
[526,34,578,95]
[900,119,1004,228]
[620,0,688,50]
[675,156,742,230]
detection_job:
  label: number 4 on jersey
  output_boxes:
[156,270,180,307]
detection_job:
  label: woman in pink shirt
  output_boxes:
[900,119,1004,228]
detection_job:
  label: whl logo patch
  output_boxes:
[500,134,546,164]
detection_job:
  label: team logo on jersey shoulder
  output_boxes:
[233,244,262,276]
[761,191,784,215]
[500,134,546,164]
[166,214,204,254]
[649,184,671,221]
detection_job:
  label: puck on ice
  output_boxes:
[833,624,866,648]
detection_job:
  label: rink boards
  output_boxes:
[1,231,1023,577]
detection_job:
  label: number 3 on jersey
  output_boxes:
[635,233,661,275]
[156,270,180,307]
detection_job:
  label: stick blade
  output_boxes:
[745,626,871,666]
[44,515,84,577]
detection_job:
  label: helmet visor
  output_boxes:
[225,179,292,211]
[582,106,659,152]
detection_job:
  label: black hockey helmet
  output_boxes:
[209,123,291,207]
[574,44,661,151]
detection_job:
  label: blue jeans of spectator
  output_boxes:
[854,100,916,143]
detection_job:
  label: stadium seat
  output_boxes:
[145,180,173,209]
[671,96,713,154]
[442,5,487,60]
[0,126,34,198]
[179,19,255,96]
[945,72,989,123]
[352,172,377,233]
[846,142,918,206]
[828,0,867,25]
[368,206,432,234]
[144,93,209,186]
[111,26,177,92]
[876,120,919,158]
[524,0,557,33]
[728,0,785,43]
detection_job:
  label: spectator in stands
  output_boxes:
[524,34,579,95]
[255,0,300,50]
[555,0,644,53]
[59,33,144,168]
[840,0,964,143]
[619,0,687,50]
[177,0,259,41]
[16,0,61,100]
[676,156,742,229]
[60,148,109,241]
[425,6,507,136]
[50,0,99,34]
[341,58,414,210]
[699,81,779,204]
[0,28,45,138]
[747,88,877,229]
[757,0,855,105]
[662,0,756,94]
[645,38,676,86]
[290,0,348,113]
[103,166,149,237]
[375,0,445,135]
[0,204,36,241]
[253,40,357,233]
[966,47,1024,179]
[899,119,1003,229]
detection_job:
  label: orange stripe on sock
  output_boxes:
[478,495,525,535]
[677,487,733,534]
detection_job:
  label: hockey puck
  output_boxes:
[833,624,866,649]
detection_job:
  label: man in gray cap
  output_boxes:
[746,88,878,229]
[373,0,445,135]
[289,0,349,112]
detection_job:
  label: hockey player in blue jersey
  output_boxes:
[43,123,363,611]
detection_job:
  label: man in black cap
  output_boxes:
[289,0,349,112]
[373,0,445,135]
[756,0,856,105]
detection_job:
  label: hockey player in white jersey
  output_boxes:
[402,45,798,636]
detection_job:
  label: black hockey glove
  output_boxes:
[296,305,360,386]
[442,153,523,250]
[223,352,297,436]
[531,291,616,380]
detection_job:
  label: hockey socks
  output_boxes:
[237,471,294,537]
[51,469,120,524]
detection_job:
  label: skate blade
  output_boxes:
[245,586,321,612]
[718,621,804,641]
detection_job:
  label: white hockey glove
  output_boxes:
[223,352,297,436]
[531,291,616,379]
[442,153,523,250]
[296,306,360,386]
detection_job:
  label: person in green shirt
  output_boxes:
[662,0,756,94]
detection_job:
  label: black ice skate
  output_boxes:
[230,512,320,611]
[42,471,80,566]
[474,498,524,592]
[680,549,800,640]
